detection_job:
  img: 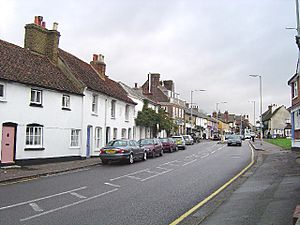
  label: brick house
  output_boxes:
[141,73,186,135]
[288,73,300,150]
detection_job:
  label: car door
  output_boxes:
[130,140,141,158]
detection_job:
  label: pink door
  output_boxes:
[1,126,15,164]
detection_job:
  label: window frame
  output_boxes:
[125,105,130,121]
[30,88,43,107]
[95,127,102,149]
[70,129,81,147]
[0,82,6,101]
[62,94,71,110]
[111,100,116,118]
[293,80,298,99]
[91,94,98,114]
[25,124,44,150]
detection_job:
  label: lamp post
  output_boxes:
[190,89,205,134]
[249,100,256,131]
[249,75,263,144]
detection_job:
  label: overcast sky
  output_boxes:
[0,0,298,123]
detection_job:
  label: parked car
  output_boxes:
[99,139,146,164]
[227,134,242,146]
[182,135,194,145]
[138,138,164,157]
[172,135,186,150]
[212,133,221,141]
[159,137,178,153]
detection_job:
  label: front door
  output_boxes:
[86,126,91,158]
[1,125,16,164]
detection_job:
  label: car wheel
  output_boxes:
[142,152,147,161]
[102,159,109,165]
[175,146,178,151]
[159,149,164,156]
[128,154,134,164]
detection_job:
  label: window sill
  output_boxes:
[91,113,98,117]
[24,147,45,151]
[69,146,80,149]
[125,120,129,122]
[62,107,71,111]
[111,117,116,120]
[30,103,43,108]
[0,99,7,103]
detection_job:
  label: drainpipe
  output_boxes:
[104,99,108,144]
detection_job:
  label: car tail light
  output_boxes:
[100,149,105,154]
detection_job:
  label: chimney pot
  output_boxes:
[98,54,104,63]
[38,16,43,25]
[134,83,138,88]
[52,22,58,30]
[93,54,98,61]
[34,16,39,25]
[41,21,46,28]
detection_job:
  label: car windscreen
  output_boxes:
[172,137,181,141]
[228,135,240,140]
[139,139,154,145]
[107,140,128,147]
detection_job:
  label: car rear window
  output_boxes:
[107,140,128,147]
[160,138,168,142]
[140,139,154,145]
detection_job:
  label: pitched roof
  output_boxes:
[59,49,136,105]
[119,82,158,105]
[262,105,285,121]
[0,39,82,95]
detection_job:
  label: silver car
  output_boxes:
[227,135,242,146]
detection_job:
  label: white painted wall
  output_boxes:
[81,89,136,156]
[0,81,83,161]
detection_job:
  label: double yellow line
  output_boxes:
[169,143,255,225]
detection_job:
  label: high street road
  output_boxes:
[0,141,252,225]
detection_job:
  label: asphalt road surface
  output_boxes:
[0,141,252,225]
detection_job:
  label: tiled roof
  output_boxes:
[59,49,136,105]
[119,82,158,105]
[0,39,83,95]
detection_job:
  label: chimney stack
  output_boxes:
[90,54,106,79]
[24,16,60,64]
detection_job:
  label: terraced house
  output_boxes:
[0,16,136,165]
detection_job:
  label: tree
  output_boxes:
[135,101,177,137]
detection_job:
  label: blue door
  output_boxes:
[86,126,91,158]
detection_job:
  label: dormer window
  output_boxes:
[30,89,42,107]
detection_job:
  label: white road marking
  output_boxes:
[141,169,173,182]
[104,182,121,188]
[0,186,87,210]
[70,192,86,199]
[29,203,43,212]
[20,188,118,222]
[211,150,216,154]
[200,153,210,159]
[110,169,149,181]
[182,159,197,166]
[126,175,142,180]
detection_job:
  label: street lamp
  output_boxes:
[190,89,206,134]
[249,100,256,130]
[216,101,227,113]
[249,74,263,144]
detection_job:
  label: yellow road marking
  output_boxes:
[169,143,255,225]
[0,177,38,186]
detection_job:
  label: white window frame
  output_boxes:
[70,129,80,147]
[121,128,127,139]
[0,82,6,101]
[62,94,71,109]
[293,81,298,99]
[113,128,118,139]
[125,105,130,121]
[26,125,43,148]
[95,127,102,149]
[111,100,116,118]
[92,94,98,114]
[30,89,42,105]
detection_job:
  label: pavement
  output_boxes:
[0,157,100,183]
[1,140,300,225]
